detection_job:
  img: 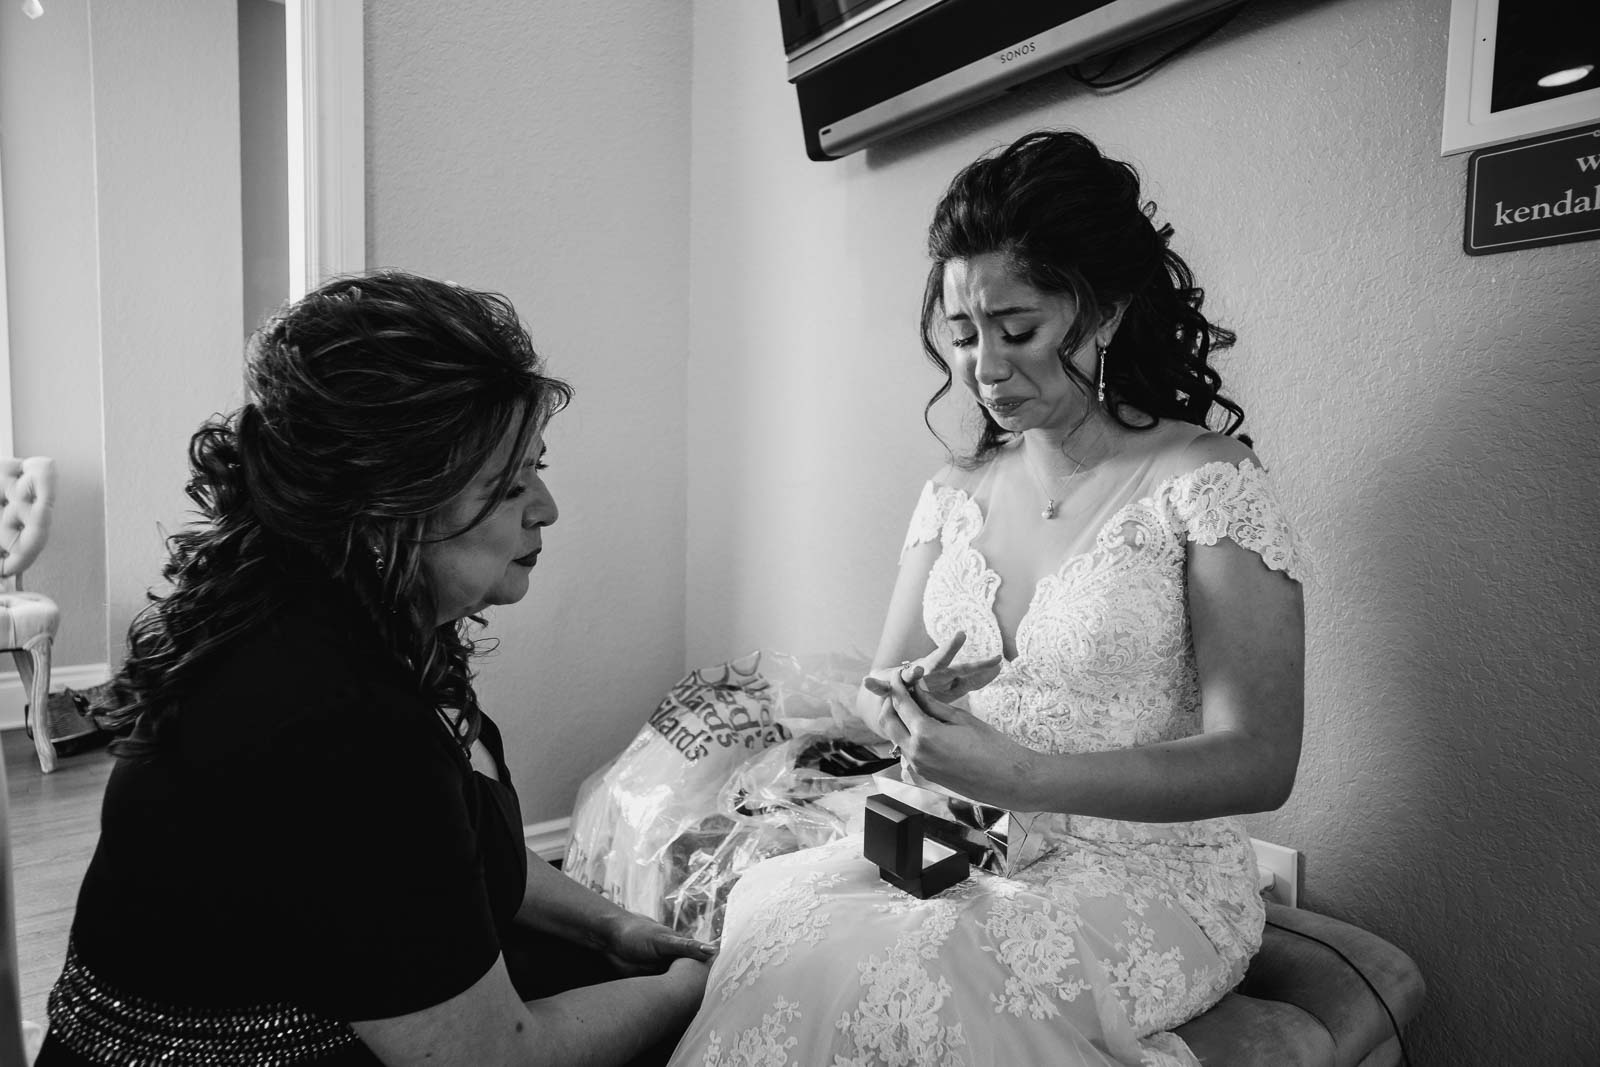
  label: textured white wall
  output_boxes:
[365,0,692,822]
[687,0,1600,1063]
[0,1,107,668]
[94,0,246,665]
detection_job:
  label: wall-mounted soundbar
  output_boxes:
[780,0,1241,161]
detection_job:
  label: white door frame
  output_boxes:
[287,0,365,298]
[0,143,14,458]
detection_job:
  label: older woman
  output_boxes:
[666,131,1308,1066]
[36,272,711,1067]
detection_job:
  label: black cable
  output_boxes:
[1066,2,1250,91]
[1263,918,1414,1067]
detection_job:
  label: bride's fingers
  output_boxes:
[912,696,961,725]
[922,666,974,692]
[887,669,937,729]
[923,631,968,674]
[877,698,910,746]
[923,654,1003,696]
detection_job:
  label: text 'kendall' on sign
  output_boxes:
[1465,123,1600,256]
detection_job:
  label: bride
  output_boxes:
[666,130,1308,1067]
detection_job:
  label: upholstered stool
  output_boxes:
[1176,903,1424,1066]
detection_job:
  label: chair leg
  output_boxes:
[12,640,54,774]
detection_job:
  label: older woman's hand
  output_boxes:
[603,912,717,977]
[869,668,1040,810]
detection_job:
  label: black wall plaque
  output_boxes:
[1465,122,1600,255]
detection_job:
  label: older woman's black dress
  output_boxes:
[34,576,535,1066]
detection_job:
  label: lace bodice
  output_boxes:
[906,458,1308,758]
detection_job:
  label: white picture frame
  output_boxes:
[1442,0,1600,156]
[0,146,13,458]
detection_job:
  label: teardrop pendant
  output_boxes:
[1041,499,1058,520]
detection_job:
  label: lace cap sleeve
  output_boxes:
[1166,460,1310,582]
[899,481,962,564]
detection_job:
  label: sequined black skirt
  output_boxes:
[42,940,363,1066]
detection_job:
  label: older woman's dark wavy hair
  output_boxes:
[920,129,1245,464]
[98,270,571,759]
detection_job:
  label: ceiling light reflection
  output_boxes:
[1537,65,1594,89]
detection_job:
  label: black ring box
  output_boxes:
[863,792,970,898]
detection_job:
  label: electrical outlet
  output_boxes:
[1250,838,1300,908]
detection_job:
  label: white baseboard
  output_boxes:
[0,662,112,731]
[525,817,571,863]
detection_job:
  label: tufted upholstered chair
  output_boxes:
[0,458,59,774]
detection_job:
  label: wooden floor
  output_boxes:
[4,728,114,1028]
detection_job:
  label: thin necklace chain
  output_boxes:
[1020,442,1089,520]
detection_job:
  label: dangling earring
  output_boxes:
[369,542,386,579]
[1096,342,1108,404]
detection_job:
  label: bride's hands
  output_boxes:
[867,655,1038,811]
[864,631,1003,710]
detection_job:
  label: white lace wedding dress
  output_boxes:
[667,425,1308,1067]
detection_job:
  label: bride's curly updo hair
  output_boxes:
[99,270,571,760]
[919,129,1245,465]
